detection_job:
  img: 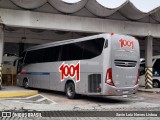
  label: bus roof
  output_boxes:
[25,33,134,51]
[26,33,108,51]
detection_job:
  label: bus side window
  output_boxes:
[44,46,60,62]
[60,38,105,61]
[153,59,160,76]
[83,38,104,59]
[140,63,145,76]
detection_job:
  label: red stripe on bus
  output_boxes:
[20,72,27,75]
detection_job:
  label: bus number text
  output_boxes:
[59,62,80,82]
[119,39,134,49]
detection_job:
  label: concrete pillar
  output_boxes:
[145,36,153,89]
[0,24,4,89]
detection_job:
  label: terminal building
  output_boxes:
[0,0,160,88]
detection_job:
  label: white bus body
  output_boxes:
[17,33,140,98]
[140,56,160,88]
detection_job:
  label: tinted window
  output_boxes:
[61,42,84,61]
[83,38,104,59]
[140,63,145,76]
[61,44,67,61]
[153,59,160,70]
[24,38,105,63]
[60,38,104,61]
[153,59,160,76]
[34,49,45,63]
[44,46,60,62]
[24,49,45,64]
[24,51,35,64]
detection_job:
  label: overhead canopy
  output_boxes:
[0,0,159,22]
[1,0,160,38]
[10,0,48,9]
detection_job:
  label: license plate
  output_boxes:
[122,95,128,98]
[123,91,129,94]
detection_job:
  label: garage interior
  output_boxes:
[1,0,160,88]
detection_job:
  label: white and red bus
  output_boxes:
[17,33,140,98]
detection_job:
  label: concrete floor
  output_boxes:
[1,86,160,119]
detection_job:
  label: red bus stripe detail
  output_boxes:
[20,72,27,75]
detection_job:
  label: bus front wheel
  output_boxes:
[65,82,76,99]
[23,78,29,89]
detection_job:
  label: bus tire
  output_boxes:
[153,80,160,88]
[65,82,76,99]
[23,78,29,89]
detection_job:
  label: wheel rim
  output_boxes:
[25,81,29,88]
[67,85,74,96]
[153,82,159,88]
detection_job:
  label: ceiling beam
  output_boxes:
[1,8,160,38]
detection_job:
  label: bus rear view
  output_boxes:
[103,34,140,96]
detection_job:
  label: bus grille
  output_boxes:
[88,74,101,93]
[114,60,137,67]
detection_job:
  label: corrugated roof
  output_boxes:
[2,0,160,22]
